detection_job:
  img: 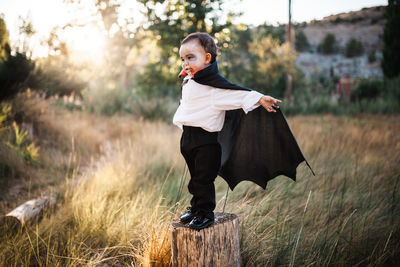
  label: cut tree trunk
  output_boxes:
[170,212,241,267]
[2,195,56,227]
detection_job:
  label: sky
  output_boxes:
[0,0,388,59]
[0,0,388,35]
[228,0,387,26]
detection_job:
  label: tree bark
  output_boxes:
[170,212,241,267]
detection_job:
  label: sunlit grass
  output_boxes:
[0,104,399,266]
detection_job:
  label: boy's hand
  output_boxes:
[258,95,282,112]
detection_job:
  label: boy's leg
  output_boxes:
[180,146,198,211]
[179,125,221,221]
[187,143,221,220]
[180,131,199,211]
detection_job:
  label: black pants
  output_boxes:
[180,125,221,220]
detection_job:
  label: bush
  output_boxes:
[368,50,377,63]
[283,78,337,115]
[133,97,177,121]
[6,122,39,164]
[318,33,337,54]
[134,62,180,100]
[385,75,400,103]
[345,38,364,58]
[0,50,85,101]
[351,78,384,101]
[283,77,400,115]
[82,83,178,121]
[83,84,135,116]
[30,63,87,98]
[0,52,35,100]
[0,103,39,172]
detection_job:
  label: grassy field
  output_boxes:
[0,95,399,266]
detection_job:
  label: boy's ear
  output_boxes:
[205,53,212,64]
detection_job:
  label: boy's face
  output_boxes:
[179,39,212,77]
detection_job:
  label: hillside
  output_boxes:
[295,6,385,79]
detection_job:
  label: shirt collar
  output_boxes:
[193,61,219,80]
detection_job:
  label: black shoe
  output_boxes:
[179,207,197,224]
[188,215,214,230]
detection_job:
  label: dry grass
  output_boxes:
[0,97,399,266]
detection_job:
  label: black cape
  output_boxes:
[181,61,315,190]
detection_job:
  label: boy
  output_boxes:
[173,32,282,230]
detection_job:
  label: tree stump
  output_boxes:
[170,212,241,267]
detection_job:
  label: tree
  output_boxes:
[381,0,400,78]
[257,24,286,45]
[248,35,298,98]
[0,52,35,100]
[218,24,253,84]
[295,30,309,52]
[0,17,35,100]
[132,0,237,99]
[16,15,36,58]
[0,16,10,63]
[137,0,234,61]
[62,0,138,79]
[284,0,295,103]
[318,33,337,54]
[345,38,364,57]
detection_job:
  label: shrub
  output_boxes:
[6,122,39,164]
[368,50,377,63]
[385,75,400,103]
[133,97,177,121]
[134,62,180,100]
[345,38,364,57]
[351,78,384,101]
[0,103,39,172]
[83,85,135,116]
[30,63,87,98]
[0,52,35,100]
[283,77,400,115]
[82,83,177,121]
[0,50,85,101]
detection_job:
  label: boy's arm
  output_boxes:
[211,89,262,113]
[211,88,281,113]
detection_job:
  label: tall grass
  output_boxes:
[1,110,399,266]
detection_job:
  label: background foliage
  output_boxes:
[1,1,399,119]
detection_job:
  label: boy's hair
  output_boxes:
[181,32,218,63]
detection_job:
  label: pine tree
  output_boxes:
[345,38,364,58]
[381,0,400,78]
[318,33,337,54]
[295,30,310,52]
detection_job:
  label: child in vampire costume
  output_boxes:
[173,32,314,230]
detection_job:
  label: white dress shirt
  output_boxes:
[173,76,264,132]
